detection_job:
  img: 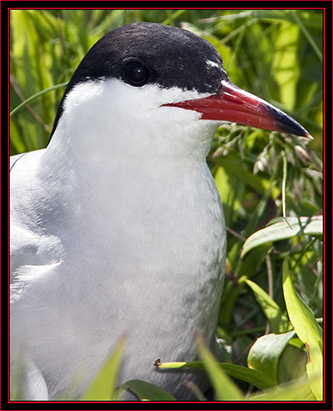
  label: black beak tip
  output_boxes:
[280,121,313,140]
[264,104,313,139]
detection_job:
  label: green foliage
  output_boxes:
[157,359,276,391]
[196,335,244,401]
[248,331,298,385]
[241,216,323,257]
[81,336,126,401]
[119,380,177,401]
[245,279,291,333]
[10,9,323,402]
[282,259,323,400]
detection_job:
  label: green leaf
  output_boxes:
[10,82,68,117]
[214,166,243,227]
[156,360,203,369]
[282,259,323,400]
[157,360,275,390]
[249,374,316,401]
[196,335,244,401]
[278,343,307,383]
[82,336,126,400]
[246,279,292,333]
[120,380,176,401]
[247,331,295,384]
[241,216,323,258]
[214,154,280,199]
[219,363,276,391]
[272,22,300,110]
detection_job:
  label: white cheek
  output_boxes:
[52,78,218,163]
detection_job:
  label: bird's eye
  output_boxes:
[122,61,150,87]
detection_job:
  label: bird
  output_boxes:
[10,22,311,401]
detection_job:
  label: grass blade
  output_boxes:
[196,334,244,401]
[282,259,323,400]
[82,336,126,401]
[246,279,291,333]
[157,360,275,391]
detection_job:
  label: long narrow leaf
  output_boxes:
[219,363,276,391]
[246,279,291,333]
[196,335,244,401]
[241,216,323,258]
[82,336,126,401]
[157,360,275,390]
[282,259,323,400]
[249,374,316,401]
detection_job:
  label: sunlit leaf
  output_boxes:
[82,336,126,401]
[249,374,316,401]
[157,359,275,390]
[247,331,295,384]
[196,335,244,401]
[272,22,300,110]
[241,216,323,258]
[282,259,323,400]
[246,279,292,333]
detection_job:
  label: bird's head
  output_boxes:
[49,22,310,164]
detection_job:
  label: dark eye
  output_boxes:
[122,61,150,87]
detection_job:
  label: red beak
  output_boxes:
[166,80,311,138]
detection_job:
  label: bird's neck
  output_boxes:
[40,99,220,229]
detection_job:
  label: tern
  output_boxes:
[10,22,310,401]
